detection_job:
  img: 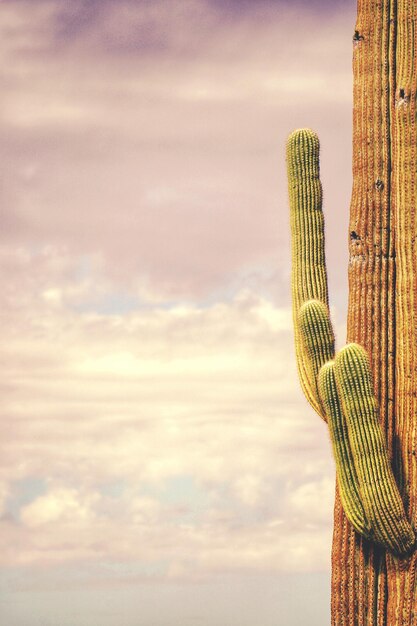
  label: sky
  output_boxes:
[1,1,356,624]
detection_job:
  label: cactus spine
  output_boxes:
[287,1,417,623]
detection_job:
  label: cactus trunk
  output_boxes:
[287,1,417,624]
[335,1,417,623]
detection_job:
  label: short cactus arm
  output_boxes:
[300,306,414,555]
[287,129,333,418]
[297,300,370,538]
[334,344,415,555]
[318,362,371,538]
[298,299,335,415]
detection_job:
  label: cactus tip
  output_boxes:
[337,342,369,362]
[287,128,320,154]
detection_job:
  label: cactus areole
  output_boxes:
[286,1,417,624]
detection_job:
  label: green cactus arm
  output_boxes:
[298,299,370,536]
[298,299,335,414]
[318,361,371,538]
[299,302,414,553]
[287,129,332,418]
[334,344,415,555]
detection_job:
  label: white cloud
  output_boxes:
[0,245,335,576]
[21,488,98,527]
[287,477,335,526]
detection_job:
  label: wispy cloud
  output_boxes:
[2,0,353,301]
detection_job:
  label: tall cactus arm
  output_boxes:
[287,129,331,418]
[334,344,415,555]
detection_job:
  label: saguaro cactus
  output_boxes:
[287,1,417,624]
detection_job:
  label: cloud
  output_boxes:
[288,477,335,526]
[0,245,335,576]
[20,488,99,527]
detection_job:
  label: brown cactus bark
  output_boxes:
[332,1,417,624]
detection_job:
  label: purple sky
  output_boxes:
[1,1,356,624]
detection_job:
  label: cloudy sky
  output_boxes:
[1,1,356,624]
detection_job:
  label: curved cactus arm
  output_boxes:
[298,299,335,416]
[299,299,369,535]
[318,361,371,538]
[287,129,331,418]
[334,344,415,555]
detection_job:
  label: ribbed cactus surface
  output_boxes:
[288,129,414,556]
[287,129,329,417]
[286,1,417,623]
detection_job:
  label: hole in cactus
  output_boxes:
[353,30,364,47]
[397,88,410,108]
[350,231,360,241]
